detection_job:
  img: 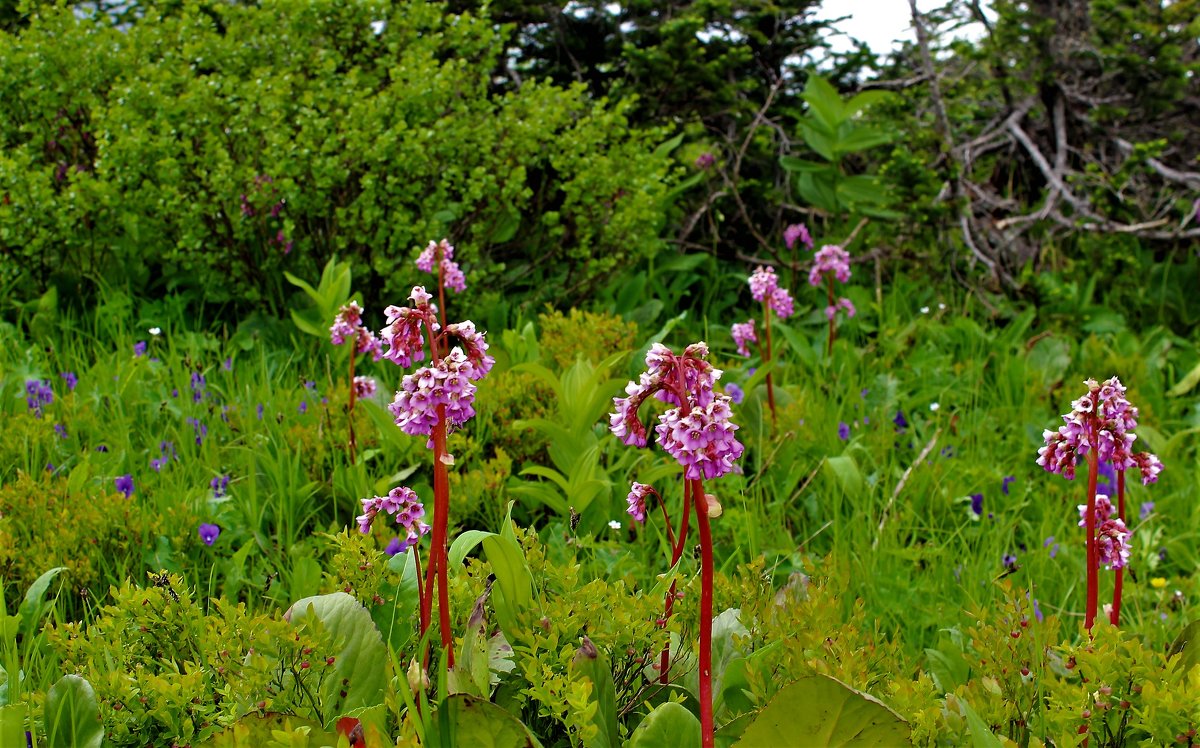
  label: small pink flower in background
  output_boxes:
[784,223,813,251]
[731,320,757,357]
[810,245,851,286]
[627,482,653,522]
[748,266,778,302]
[417,238,467,293]
[1096,518,1131,569]
[330,301,365,345]
[768,287,794,319]
[353,376,377,399]
[695,152,715,169]
[825,297,856,320]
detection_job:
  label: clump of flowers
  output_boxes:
[416,238,466,300]
[784,222,813,251]
[25,379,53,418]
[330,300,385,463]
[362,257,494,674]
[356,486,430,553]
[1037,376,1162,629]
[809,244,854,354]
[609,342,743,748]
[730,264,795,423]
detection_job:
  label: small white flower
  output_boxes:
[149,327,162,336]
[930,402,940,411]
[938,303,946,310]
[920,306,930,314]
[608,520,622,530]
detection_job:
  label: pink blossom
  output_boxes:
[748,266,779,302]
[1096,518,1131,569]
[330,301,365,346]
[768,287,794,319]
[388,347,478,446]
[417,238,467,293]
[353,376,377,399]
[810,245,851,286]
[825,297,856,320]
[444,320,495,380]
[784,223,813,251]
[1078,495,1115,527]
[379,289,435,368]
[357,486,430,552]
[609,342,743,480]
[731,320,757,357]
[627,482,652,522]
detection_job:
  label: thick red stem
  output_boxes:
[1084,440,1099,632]
[431,409,455,667]
[658,482,692,684]
[1110,470,1126,627]
[692,479,715,748]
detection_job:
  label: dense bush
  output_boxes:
[0,0,673,312]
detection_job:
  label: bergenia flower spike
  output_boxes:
[1038,376,1162,629]
[609,342,743,748]
[810,244,853,354]
[330,300,385,464]
[743,267,794,422]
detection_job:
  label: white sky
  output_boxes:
[814,0,986,55]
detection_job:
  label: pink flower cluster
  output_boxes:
[1077,497,1131,568]
[330,301,384,360]
[357,486,430,552]
[389,348,480,445]
[444,320,495,379]
[1037,377,1163,483]
[809,244,851,286]
[627,482,652,522]
[731,320,757,357]
[379,288,436,368]
[784,223,813,251]
[747,267,795,319]
[353,375,377,399]
[417,239,467,293]
[824,298,856,321]
[609,343,744,480]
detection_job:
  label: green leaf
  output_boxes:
[373,550,421,652]
[1167,361,1200,397]
[449,530,496,568]
[824,455,864,497]
[733,675,908,747]
[923,647,970,694]
[45,675,104,748]
[834,126,893,155]
[570,638,619,748]
[802,75,846,130]
[481,534,535,637]
[18,566,66,638]
[285,592,388,724]
[1167,619,1200,674]
[426,694,544,748]
[654,133,685,159]
[956,697,1004,748]
[629,701,701,748]
[797,172,839,213]
[0,705,25,748]
[836,174,889,207]
[779,156,829,174]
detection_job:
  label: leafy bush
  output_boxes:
[0,0,672,312]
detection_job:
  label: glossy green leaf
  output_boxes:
[0,705,24,748]
[628,701,701,748]
[44,675,104,748]
[733,675,908,747]
[1168,619,1200,673]
[18,566,66,638]
[426,694,543,748]
[285,592,388,723]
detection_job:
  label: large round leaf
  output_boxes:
[628,702,701,748]
[426,694,543,748]
[45,675,103,748]
[286,592,388,722]
[733,675,908,747]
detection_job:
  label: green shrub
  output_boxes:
[0,1,672,312]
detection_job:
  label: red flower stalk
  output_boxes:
[609,342,742,748]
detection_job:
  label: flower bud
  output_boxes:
[407,657,430,692]
[705,494,723,518]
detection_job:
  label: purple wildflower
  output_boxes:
[115,474,134,498]
[256,403,264,420]
[211,474,231,499]
[357,486,429,553]
[1001,475,1015,495]
[54,423,68,439]
[1139,501,1154,521]
[133,341,147,357]
[384,537,404,556]
[150,456,167,472]
[25,380,53,418]
[970,493,983,516]
[222,357,233,372]
[1032,598,1044,623]
[784,223,813,251]
[186,417,207,445]
[893,409,908,431]
[198,523,221,546]
[725,383,744,405]
[837,421,851,441]
[94,444,108,452]
[60,372,78,391]
[1002,553,1018,570]
[190,371,206,403]
[298,401,307,414]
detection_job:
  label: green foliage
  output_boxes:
[44,674,104,748]
[733,674,909,746]
[0,1,672,312]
